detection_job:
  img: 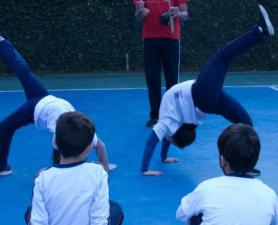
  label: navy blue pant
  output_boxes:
[108,201,124,225]
[192,27,264,125]
[144,38,180,120]
[189,214,203,225]
[0,39,49,170]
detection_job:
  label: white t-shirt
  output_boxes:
[176,176,278,225]
[30,162,109,225]
[34,95,75,132]
[153,80,207,141]
[34,95,98,147]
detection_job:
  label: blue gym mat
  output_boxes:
[0,86,278,225]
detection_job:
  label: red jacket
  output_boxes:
[133,0,189,39]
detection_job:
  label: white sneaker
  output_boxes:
[0,165,13,176]
[258,5,275,36]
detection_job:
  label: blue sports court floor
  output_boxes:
[0,73,278,225]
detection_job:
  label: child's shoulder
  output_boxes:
[83,162,107,174]
[33,166,55,184]
[195,176,230,191]
[198,176,225,185]
[35,162,106,176]
[254,179,278,198]
[77,162,108,183]
[35,166,53,177]
[198,176,277,197]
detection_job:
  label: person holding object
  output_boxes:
[133,0,189,127]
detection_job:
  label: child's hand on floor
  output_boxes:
[163,157,179,163]
[142,170,163,176]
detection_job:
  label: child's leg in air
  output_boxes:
[191,27,264,115]
[0,37,49,173]
[0,37,49,99]
[191,4,275,175]
[214,92,252,125]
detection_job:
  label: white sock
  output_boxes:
[258,26,263,33]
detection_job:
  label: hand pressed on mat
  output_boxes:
[142,170,163,176]
[163,157,179,163]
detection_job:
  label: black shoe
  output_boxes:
[146,119,158,128]
[258,5,274,36]
[0,165,12,176]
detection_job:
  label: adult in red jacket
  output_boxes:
[133,0,189,127]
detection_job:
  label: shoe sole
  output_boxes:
[259,5,275,36]
[0,170,13,176]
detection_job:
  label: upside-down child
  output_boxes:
[141,5,275,175]
[0,36,116,175]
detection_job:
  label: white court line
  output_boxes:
[0,87,147,93]
[269,85,278,91]
[0,85,277,93]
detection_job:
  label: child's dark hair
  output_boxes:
[52,149,61,164]
[217,123,260,174]
[172,124,197,148]
[55,111,95,158]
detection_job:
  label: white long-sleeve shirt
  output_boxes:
[30,161,109,225]
[153,80,207,141]
[176,176,278,225]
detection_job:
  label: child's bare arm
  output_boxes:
[95,139,110,172]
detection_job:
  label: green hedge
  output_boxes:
[0,0,277,74]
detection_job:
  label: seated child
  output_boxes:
[26,111,123,225]
[176,123,278,225]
